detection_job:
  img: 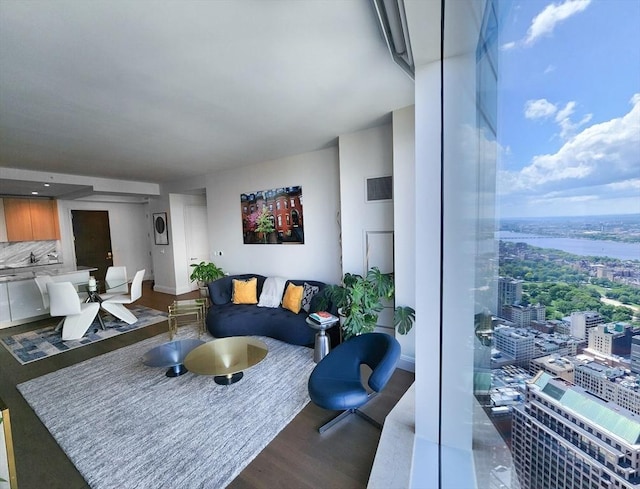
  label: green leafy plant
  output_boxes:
[322,267,415,339]
[189,261,225,285]
[394,305,416,335]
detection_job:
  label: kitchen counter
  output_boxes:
[0,266,97,283]
[0,266,98,328]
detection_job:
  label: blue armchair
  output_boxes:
[307,332,401,433]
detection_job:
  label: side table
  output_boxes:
[306,317,339,363]
[168,298,208,339]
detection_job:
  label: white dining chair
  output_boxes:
[47,281,101,340]
[100,266,128,300]
[34,275,66,331]
[100,269,145,324]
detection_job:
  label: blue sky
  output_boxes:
[496,0,640,218]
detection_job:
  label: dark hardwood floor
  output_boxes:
[0,282,414,489]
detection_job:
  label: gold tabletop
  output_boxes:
[184,336,268,378]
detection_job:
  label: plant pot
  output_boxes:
[198,284,209,298]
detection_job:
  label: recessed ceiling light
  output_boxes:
[31,191,39,195]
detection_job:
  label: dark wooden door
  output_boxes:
[72,210,113,281]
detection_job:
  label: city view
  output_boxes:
[485,214,639,488]
[481,0,639,487]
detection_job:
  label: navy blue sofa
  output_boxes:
[206,274,337,347]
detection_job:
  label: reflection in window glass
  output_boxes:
[473,1,640,488]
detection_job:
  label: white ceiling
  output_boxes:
[0,0,415,189]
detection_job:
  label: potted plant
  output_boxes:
[189,261,225,297]
[322,267,415,340]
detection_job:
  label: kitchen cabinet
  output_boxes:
[3,198,60,241]
[29,199,61,240]
[0,199,7,242]
[0,283,9,324]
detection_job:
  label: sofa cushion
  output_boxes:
[232,277,258,304]
[206,303,316,346]
[208,274,266,305]
[301,282,320,313]
[282,283,304,314]
[286,279,328,313]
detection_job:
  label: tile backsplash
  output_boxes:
[0,241,62,269]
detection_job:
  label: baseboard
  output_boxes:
[152,284,177,295]
[398,354,415,372]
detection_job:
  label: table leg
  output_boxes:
[314,330,330,363]
[96,312,105,330]
[166,364,188,377]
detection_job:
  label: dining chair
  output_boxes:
[34,275,65,331]
[100,269,145,324]
[47,281,101,340]
[100,266,128,300]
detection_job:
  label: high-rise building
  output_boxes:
[512,372,640,489]
[574,362,640,416]
[502,304,546,328]
[493,326,535,369]
[632,336,640,375]
[587,323,639,357]
[497,277,523,317]
[569,311,605,340]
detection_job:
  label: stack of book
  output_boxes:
[308,311,338,324]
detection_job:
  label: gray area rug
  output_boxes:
[18,331,315,488]
[1,305,168,364]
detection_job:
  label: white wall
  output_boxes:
[204,147,342,284]
[56,199,152,280]
[148,194,174,292]
[338,124,394,276]
[393,106,416,364]
[170,193,207,294]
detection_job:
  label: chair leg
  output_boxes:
[101,302,138,324]
[53,318,65,332]
[317,392,381,433]
[61,305,101,341]
[318,409,355,433]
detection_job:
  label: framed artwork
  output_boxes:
[240,186,304,244]
[0,398,17,489]
[153,212,169,245]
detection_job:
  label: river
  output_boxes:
[496,231,640,261]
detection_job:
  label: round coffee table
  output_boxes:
[184,336,268,385]
[142,338,205,377]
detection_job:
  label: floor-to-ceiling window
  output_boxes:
[412,0,639,487]
[471,0,640,488]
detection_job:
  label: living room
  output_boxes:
[0,0,504,487]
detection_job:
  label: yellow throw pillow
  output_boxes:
[282,283,304,314]
[232,277,258,304]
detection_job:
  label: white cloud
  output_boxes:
[500,41,517,51]
[523,98,593,139]
[525,0,591,46]
[554,101,593,139]
[605,178,640,191]
[524,98,558,119]
[500,93,640,196]
[544,65,556,74]
[501,1,590,53]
